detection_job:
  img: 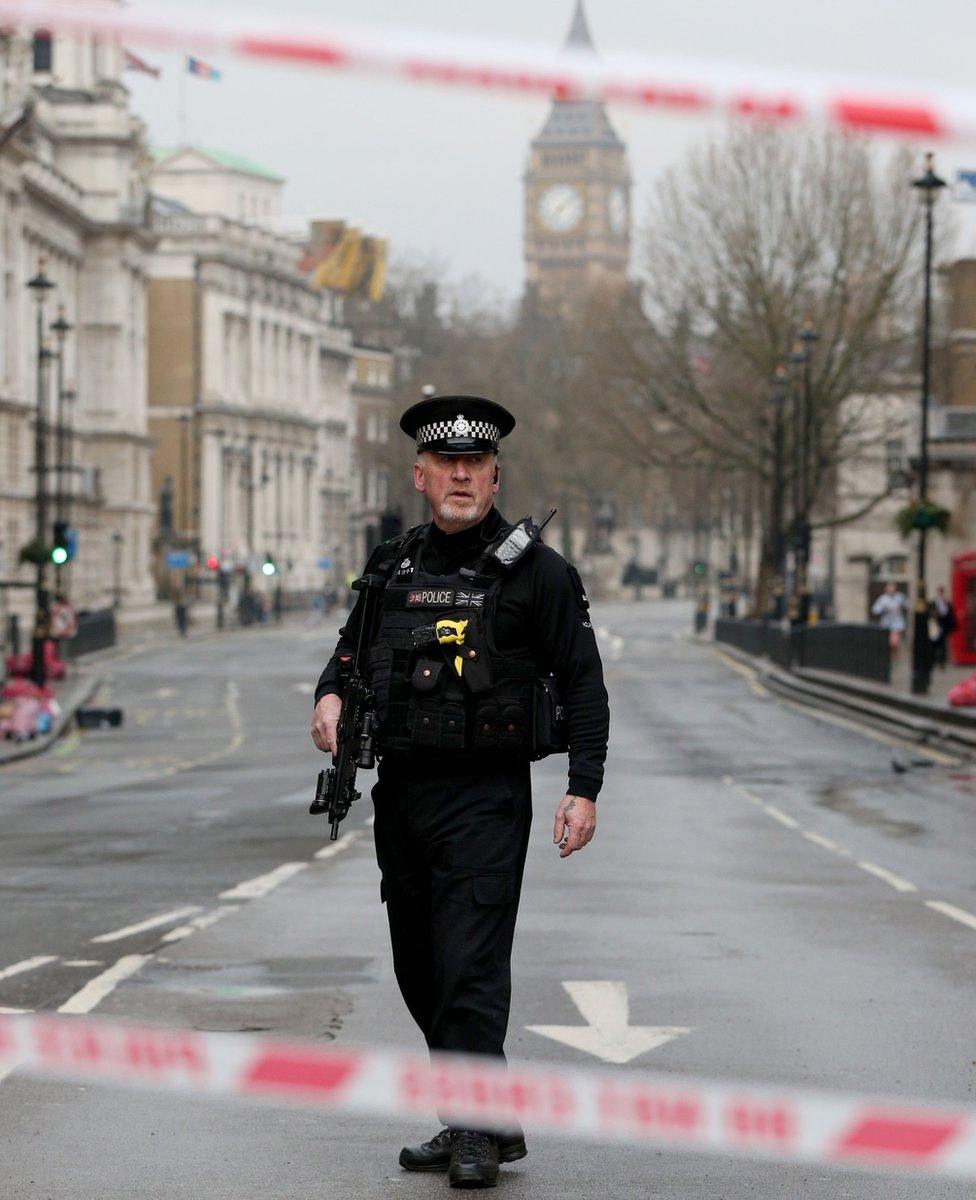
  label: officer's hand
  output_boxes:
[553,794,596,858]
[310,694,342,756]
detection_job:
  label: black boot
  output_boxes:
[448,1130,499,1189]
[399,1127,526,1172]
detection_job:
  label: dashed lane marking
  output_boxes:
[219,861,308,901]
[803,831,846,853]
[764,804,799,829]
[925,900,976,931]
[0,956,57,982]
[857,861,918,893]
[314,829,363,860]
[160,906,239,944]
[62,960,103,968]
[57,954,152,1015]
[90,906,203,944]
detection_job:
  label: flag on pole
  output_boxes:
[124,48,161,78]
[187,55,221,81]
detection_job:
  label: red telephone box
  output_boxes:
[950,551,976,664]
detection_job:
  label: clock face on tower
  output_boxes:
[538,184,584,233]
[608,185,627,236]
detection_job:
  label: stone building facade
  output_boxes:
[0,17,156,642]
[146,173,354,601]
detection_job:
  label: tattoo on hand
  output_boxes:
[563,799,576,812]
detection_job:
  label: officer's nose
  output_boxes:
[451,460,471,481]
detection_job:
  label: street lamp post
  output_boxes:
[910,152,947,696]
[798,319,819,624]
[787,340,806,625]
[111,531,123,608]
[50,305,72,591]
[26,259,56,686]
[770,366,788,620]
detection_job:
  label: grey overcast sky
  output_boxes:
[126,0,976,299]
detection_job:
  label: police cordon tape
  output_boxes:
[3,1011,976,1178]
[1,0,976,141]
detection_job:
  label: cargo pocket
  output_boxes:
[409,697,440,746]
[439,699,466,749]
[472,874,516,906]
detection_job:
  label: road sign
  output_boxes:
[317,557,333,570]
[50,601,78,639]
[954,169,976,202]
[165,551,191,569]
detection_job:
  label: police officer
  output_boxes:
[310,395,610,1188]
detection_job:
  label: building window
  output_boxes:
[32,31,53,73]
[885,439,907,490]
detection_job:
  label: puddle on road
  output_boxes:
[815,781,926,839]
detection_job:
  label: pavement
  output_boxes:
[2,600,976,1197]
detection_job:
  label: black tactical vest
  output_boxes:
[366,520,563,758]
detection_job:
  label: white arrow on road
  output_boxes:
[526,981,691,1064]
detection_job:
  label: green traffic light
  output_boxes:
[51,546,68,565]
[262,560,276,576]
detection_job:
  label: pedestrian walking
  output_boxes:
[173,588,188,638]
[929,585,957,668]
[310,395,610,1188]
[871,581,909,653]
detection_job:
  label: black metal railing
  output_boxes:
[62,608,116,659]
[714,619,890,684]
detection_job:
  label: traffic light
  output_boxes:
[262,554,277,577]
[206,555,219,571]
[51,520,69,565]
[692,560,707,578]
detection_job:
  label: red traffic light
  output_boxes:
[207,556,219,571]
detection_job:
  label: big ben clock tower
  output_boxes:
[523,1,631,307]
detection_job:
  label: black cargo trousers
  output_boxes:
[372,751,532,1059]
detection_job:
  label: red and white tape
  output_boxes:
[0,0,975,141]
[2,1011,976,1178]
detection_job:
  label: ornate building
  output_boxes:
[523,1,631,306]
[0,15,157,636]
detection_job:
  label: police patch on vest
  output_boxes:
[406,588,486,608]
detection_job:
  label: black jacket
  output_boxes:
[314,506,610,800]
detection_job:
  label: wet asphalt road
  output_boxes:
[1,600,976,1198]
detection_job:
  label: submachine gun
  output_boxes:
[310,571,385,840]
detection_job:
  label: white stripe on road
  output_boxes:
[764,805,799,829]
[314,829,362,859]
[857,861,918,893]
[62,960,103,967]
[160,906,239,944]
[219,862,308,900]
[926,900,976,931]
[0,1007,30,1014]
[803,831,844,853]
[0,955,57,982]
[90,906,202,944]
[57,955,152,1015]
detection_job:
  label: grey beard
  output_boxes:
[437,497,479,524]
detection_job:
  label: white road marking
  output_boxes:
[0,1007,30,1014]
[314,829,363,860]
[0,955,57,982]
[57,954,152,1014]
[160,906,239,944]
[526,981,691,1065]
[293,681,315,694]
[62,960,103,968]
[926,900,976,931]
[219,862,308,901]
[154,687,175,699]
[857,861,918,893]
[90,906,202,944]
[366,814,375,827]
[764,804,799,829]
[803,831,843,853]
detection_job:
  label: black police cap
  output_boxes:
[399,395,516,455]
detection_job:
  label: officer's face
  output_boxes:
[414,451,499,530]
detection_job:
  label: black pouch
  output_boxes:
[439,699,466,749]
[532,675,568,760]
[411,658,443,692]
[498,701,527,749]
[472,699,501,749]
[410,697,440,746]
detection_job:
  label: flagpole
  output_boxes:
[178,53,187,145]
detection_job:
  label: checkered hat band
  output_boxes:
[416,418,499,447]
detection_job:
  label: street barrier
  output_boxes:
[714,619,890,684]
[1,0,976,140]
[61,608,116,660]
[1,1011,976,1179]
